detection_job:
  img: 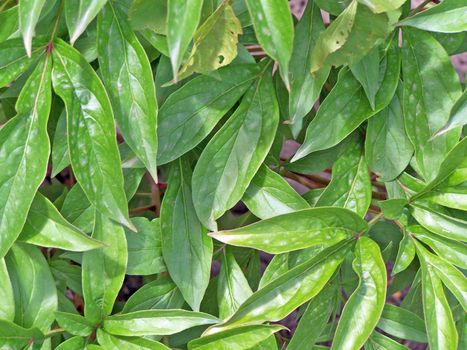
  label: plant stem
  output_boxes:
[409,0,433,16]
[45,328,65,338]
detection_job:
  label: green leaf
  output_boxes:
[18,192,104,251]
[0,38,45,88]
[400,0,467,33]
[332,237,387,350]
[188,325,284,350]
[217,247,253,319]
[316,137,372,217]
[65,0,108,44]
[293,38,400,160]
[258,253,289,289]
[52,39,134,230]
[97,2,159,181]
[55,336,85,350]
[420,253,458,350]
[210,207,366,254]
[51,110,70,177]
[207,241,351,333]
[19,0,46,57]
[309,0,393,73]
[103,310,219,336]
[0,6,18,43]
[350,48,381,111]
[377,304,427,343]
[408,225,467,269]
[435,88,467,137]
[365,84,413,181]
[410,203,467,241]
[358,0,406,13]
[161,157,213,311]
[392,234,415,275]
[288,283,338,350]
[82,211,127,323]
[128,0,167,33]
[378,199,408,220]
[55,311,94,337]
[0,55,52,258]
[402,28,462,181]
[125,217,165,276]
[243,165,309,219]
[0,258,14,321]
[192,68,279,230]
[423,186,467,211]
[0,319,43,349]
[177,1,243,78]
[288,0,329,137]
[97,329,170,350]
[5,243,57,331]
[245,0,294,88]
[415,242,467,312]
[157,64,259,165]
[366,332,410,350]
[166,0,203,79]
[122,277,185,313]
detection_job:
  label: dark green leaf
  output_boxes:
[82,211,127,323]
[192,67,279,230]
[52,39,134,230]
[0,319,43,349]
[0,55,51,258]
[97,329,170,349]
[97,2,159,180]
[377,304,427,343]
[55,311,94,336]
[161,157,213,311]
[332,237,387,350]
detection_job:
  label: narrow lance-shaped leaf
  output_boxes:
[102,310,219,336]
[206,240,351,333]
[55,311,94,337]
[217,247,253,319]
[332,237,387,350]
[97,329,170,350]
[400,0,467,33]
[0,54,52,258]
[52,39,134,230]
[0,38,46,88]
[316,137,372,217]
[5,243,57,331]
[392,233,415,275]
[166,0,204,79]
[288,0,329,137]
[82,211,128,323]
[376,304,427,343]
[210,207,367,254]
[192,65,279,230]
[177,0,243,79]
[402,28,462,181]
[415,241,467,311]
[18,192,104,251]
[293,38,400,161]
[157,64,259,165]
[245,0,294,89]
[65,0,108,44]
[0,258,14,321]
[288,283,338,350]
[0,6,18,43]
[188,325,284,350]
[161,157,213,311]
[359,0,406,13]
[350,48,380,110]
[242,164,309,220]
[97,2,159,181]
[434,88,467,137]
[19,0,46,57]
[365,83,413,181]
[419,251,458,349]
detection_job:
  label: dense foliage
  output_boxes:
[0,0,466,349]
